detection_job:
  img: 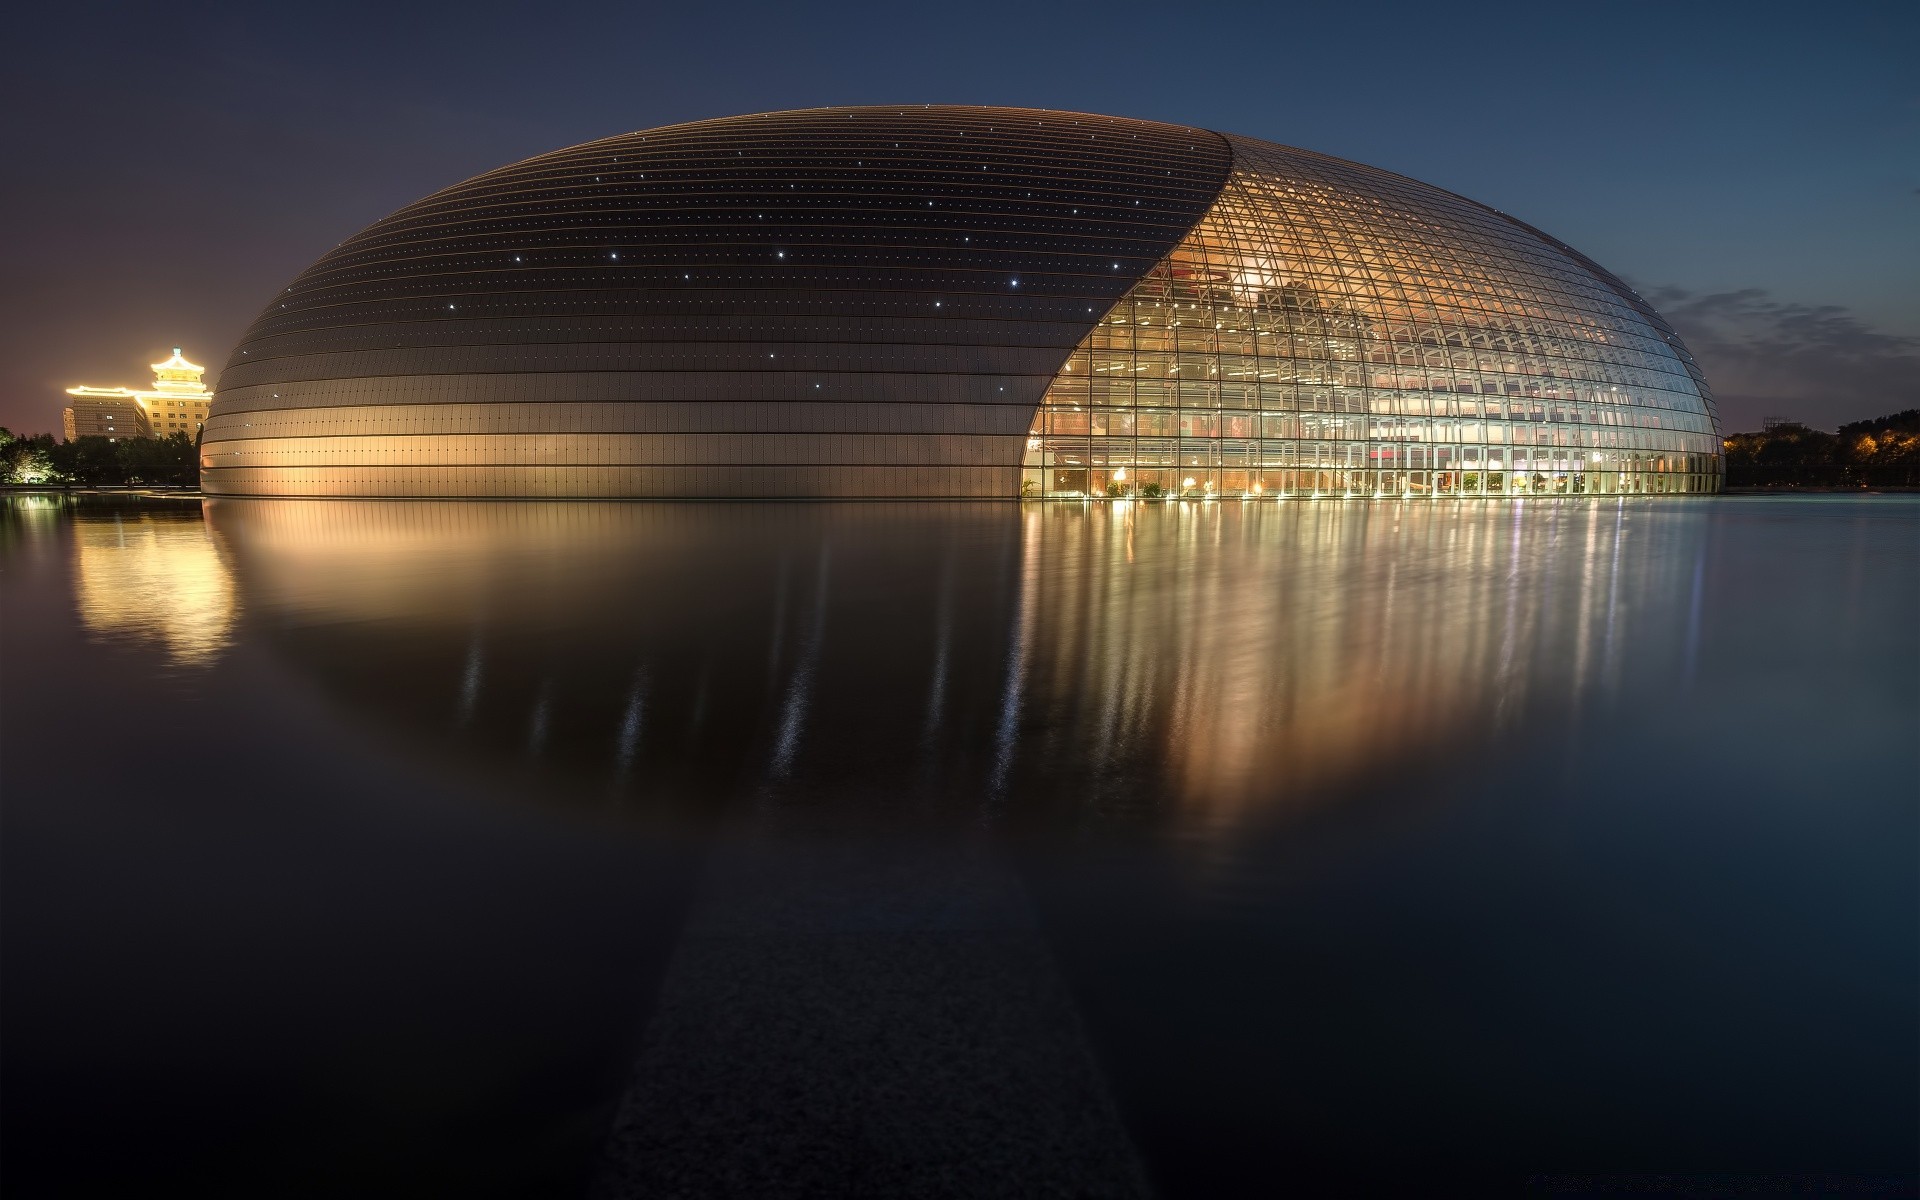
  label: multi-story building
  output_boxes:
[63,394,148,441]
[65,348,214,442]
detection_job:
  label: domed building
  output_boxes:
[203,106,1720,499]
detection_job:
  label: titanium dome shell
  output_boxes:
[203,105,1720,499]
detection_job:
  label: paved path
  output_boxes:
[592,820,1149,1198]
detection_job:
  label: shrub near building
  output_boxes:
[0,428,200,487]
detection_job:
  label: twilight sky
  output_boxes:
[2,0,1913,436]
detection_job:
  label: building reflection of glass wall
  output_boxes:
[1004,500,1701,834]
[205,498,1702,831]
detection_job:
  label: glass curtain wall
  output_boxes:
[1026,138,1722,500]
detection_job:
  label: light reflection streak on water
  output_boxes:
[1604,500,1626,698]
[989,508,1042,800]
[1494,504,1522,730]
[614,666,650,785]
[770,546,830,778]
[922,552,952,747]
[457,635,485,726]
[1574,511,1599,701]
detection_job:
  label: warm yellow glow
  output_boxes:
[1010,501,1663,829]
[150,348,206,377]
[72,513,236,666]
[183,499,1696,828]
[66,347,213,437]
[1022,143,1720,501]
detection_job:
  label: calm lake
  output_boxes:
[2,494,1915,1197]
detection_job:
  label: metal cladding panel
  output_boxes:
[206,106,1232,497]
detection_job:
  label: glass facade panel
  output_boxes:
[1027,137,1721,498]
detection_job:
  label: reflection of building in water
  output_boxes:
[1011,501,1700,825]
[65,349,214,441]
[207,500,1022,812]
[72,510,236,665]
[205,499,1699,826]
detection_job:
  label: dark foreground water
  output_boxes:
[2,494,1915,1198]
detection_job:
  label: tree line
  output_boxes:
[1723,410,1919,488]
[0,429,201,487]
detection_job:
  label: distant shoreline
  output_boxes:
[1,485,203,499]
[1721,485,1920,494]
[7,485,1916,503]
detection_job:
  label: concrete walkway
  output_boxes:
[592,824,1149,1198]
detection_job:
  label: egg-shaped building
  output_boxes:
[203,106,1721,499]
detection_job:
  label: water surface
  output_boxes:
[2,495,1914,1196]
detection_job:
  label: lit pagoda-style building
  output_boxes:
[64,348,214,441]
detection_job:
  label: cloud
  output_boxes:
[1640,285,1920,432]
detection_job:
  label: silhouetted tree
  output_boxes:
[1724,409,1919,487]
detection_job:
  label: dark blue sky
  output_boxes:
[3,0,1913,434]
